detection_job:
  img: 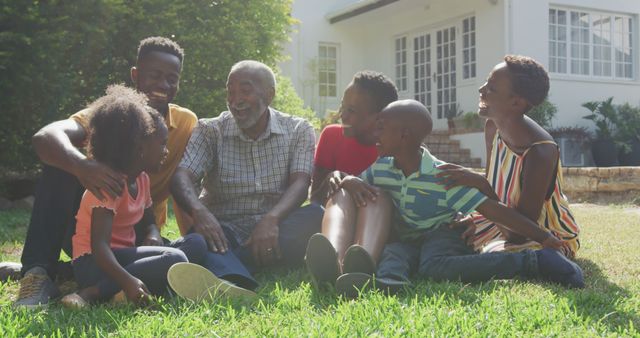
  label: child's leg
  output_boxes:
[375,241,420,282]
[352,192,393,263]
[168,233,208,265]
[417,226,538,283]
[321,188,358,264]
[73,246,188,301]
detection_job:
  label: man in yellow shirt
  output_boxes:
[2,37,197,308]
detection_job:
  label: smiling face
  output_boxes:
[478,62,518,119]
[142,123,169,174]
[374,110,403,157]
[226,68,273,130]
[131,51,181,116]
[339,83,379,145]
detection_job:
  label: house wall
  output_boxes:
[509,0,640,128]
[280,0,508,128]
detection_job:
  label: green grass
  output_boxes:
[0,204,638,337]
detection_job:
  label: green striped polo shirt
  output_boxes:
[360,147,487,240]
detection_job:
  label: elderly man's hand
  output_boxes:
[244,214,281,266]
[192,208,229,253]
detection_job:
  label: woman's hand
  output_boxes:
[341,176,380,207]
[540,235,572,258]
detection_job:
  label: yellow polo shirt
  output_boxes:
[70,103,197,231]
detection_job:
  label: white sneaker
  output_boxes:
[167,263,256,303]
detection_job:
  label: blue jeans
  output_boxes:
[73,233,207,300]
[200,203,323,290]
[377,225,539,283]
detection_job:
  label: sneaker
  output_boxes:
[335,272,409,298]
[304,233,340,290]
[536,248,585,288]
[167,262,256,302]
[0,262,22,282]
[342,244,376,275]
[60,292,89,309]
[14,267,60,309]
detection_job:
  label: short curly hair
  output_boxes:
[504,55,550,109]
[137,36,184,67]
[88,84,165,173]
[352,70,399,113]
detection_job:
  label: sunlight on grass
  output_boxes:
[0,203,638,336]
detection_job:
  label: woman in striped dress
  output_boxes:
[437,55,580,258]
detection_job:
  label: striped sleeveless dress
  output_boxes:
[472,133,581,257]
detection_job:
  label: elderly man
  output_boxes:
[171,60,322,291]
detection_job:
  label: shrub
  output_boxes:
[272,75,320,129]
[526,99,557,129]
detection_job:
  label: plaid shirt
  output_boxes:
[179,108,315,242]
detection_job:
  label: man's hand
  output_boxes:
[435,163,487,191]
[341,176,380,207]
[123,277,151,305]
[244,214,281,266]
[76,159,125,201]
[448,213,476,247]
[192,208,229,253]
[141,226,163,246]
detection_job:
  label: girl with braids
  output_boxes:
[61,85,207,308]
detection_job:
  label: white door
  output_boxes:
[411,25,457,129]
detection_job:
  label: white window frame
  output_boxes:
[549,7,634,81]
[462,16,476,80]
[394,36,408,92]
[318,43,339,97]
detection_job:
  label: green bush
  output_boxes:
[272,75,320,129]
[526,99,557,129]
[0,0,294,170]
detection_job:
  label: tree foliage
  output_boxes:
[0,0,297,170]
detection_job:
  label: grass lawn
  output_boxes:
[0,204,638,337]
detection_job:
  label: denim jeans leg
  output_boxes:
[417,226,538,283]
[376,242,420,282]
[169,233,208,265]
[21,165,84,278]
[277,203,324,269]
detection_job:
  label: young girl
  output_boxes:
[61,85,207,308]
[306,71,398,288]
[437,55,581,258]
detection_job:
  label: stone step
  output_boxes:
[423,131,483,168]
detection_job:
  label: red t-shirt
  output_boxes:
[314,124,378,175]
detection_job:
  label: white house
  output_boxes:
[279,0,640,166]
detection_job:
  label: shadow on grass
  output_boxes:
[570,257,639,332]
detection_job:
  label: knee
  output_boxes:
[180,233,208,264]
[162,248,188,266]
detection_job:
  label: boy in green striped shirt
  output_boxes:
[335,100,584,297]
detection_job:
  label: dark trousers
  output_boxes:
[377,225,539,283]
[21,165,84,278]
[72,233,207,300]
[201,203,324,290]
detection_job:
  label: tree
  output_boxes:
[0,0,298,170]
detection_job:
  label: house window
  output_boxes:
[413,34,432,111]
[318,43,338,97]
[549,8,633,79]
[462,16,476,79]
[435,27,457,119]
[394,36,408,91]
